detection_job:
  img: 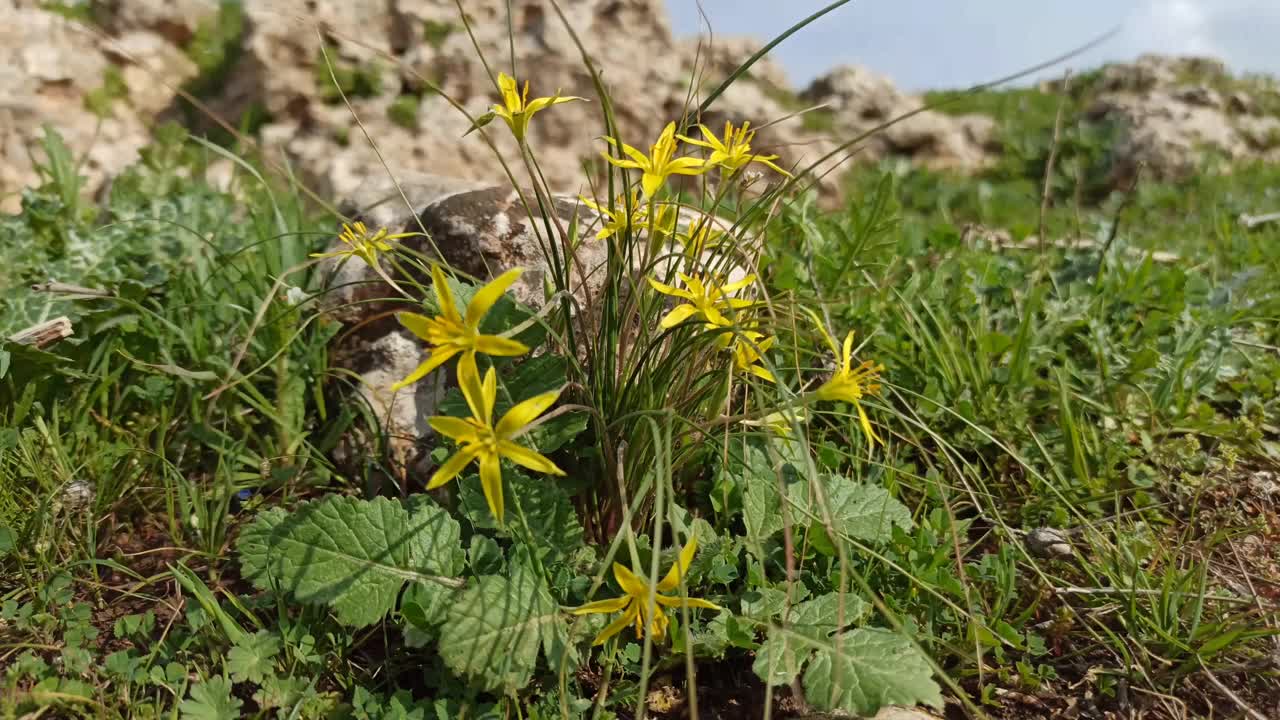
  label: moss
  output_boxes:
[84,66,128,118]
[183,1,246,99]
[422,20,456,50]
[40,0,97,24]
[387,94,421,130]
[315,44,384,103]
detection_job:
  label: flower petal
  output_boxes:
[495,389,561,438]
[842,331,855,372]
[653,594,723,611]
[478,451,504,522]
[465,268,524,329]
[474,334,530,357]
[431,264,461,322]
[498,440,565,476]
[657,303,700,329]
[456,353,491,426]
[721,274,758,295]
[427,416,476,442]
[646,276,693,300]
[426,446,479,490]
[568,596,631,615]
[657,535,699,592]
[641,171,664,199]
[802,307,840,356]
[395,312,435,342]
[390,347,456,391]
[612,563,648,598]
[592,602,639,645]
[858,402,883,448]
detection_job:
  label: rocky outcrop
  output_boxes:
[1076,54,1280,183]
[3,0,1001,213]
[0,5,203,212]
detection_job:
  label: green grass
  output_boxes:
[3,46,1279,720]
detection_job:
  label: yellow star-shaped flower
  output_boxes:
[393,265,530,390]
[602,122,708,198]
[426,352,565,522]
[646,273,757,330]
[570,536,722,645]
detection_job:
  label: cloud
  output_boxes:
[667,0,1280,90]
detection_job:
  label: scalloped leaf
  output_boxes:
[235,495,463,627]
[438,552,567,693]
[802,628,942,716]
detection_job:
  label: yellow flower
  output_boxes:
[804,308,885,448]
[646,273,756,330]
[742,408,810,440]
[678,121,792,177]
[578,191,676,241]
[426,352,565,522]
[675,221,727,257]
[490,72,583,142]
[392,265,530,390]
[602,122,708,199]
[311,221,413,271]
[731,330,775,383]
[569,536,722,645]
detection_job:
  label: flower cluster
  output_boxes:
[355,76,886,647]
[393,264,564,524]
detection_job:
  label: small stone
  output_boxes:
[1025,527,1073,559]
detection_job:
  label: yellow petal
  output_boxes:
[653,594,723,611]
[658,303,700,329]
[395,312,434,342]
[657,535,699,592]
[478,451,504,522]
[569,596,631,615]
[474,334,530,357]
[497,72,521,112]
[465,268,523,329]
[612,563,648,598]
[858,402,883,448]
[495,389,561,438]
[431,264,461,322]
[498,440,565,476]
[666,157,708,176]
[426,446,479,490]
[646,276,693,301]
[721,274,758,295]
[456,353,492,427]
[427,416,476,442]
[841,331,855,371]
[593,602,639,645]
[748,364,776,383]
[390,347,456,391]
[802,307,840,357]
[641,171,664,199]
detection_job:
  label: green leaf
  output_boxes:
[438,554,566,693]
[788,474,913,547]
[235,496,463,626]
[227,630,281,684]
[459,472,584,564]
[180,676,244,720]
[753,592,869,686]
[802,629,942,716]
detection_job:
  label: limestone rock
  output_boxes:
[0,6,196,213]
[800,65,994,173]
[1083,54,1280,184]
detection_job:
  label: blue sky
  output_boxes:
[667,1,1280,91]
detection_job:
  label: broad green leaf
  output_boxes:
[180,676,243,720]
[460,472,584,564]
[753,592,869,686]
[227,630,281,684]
[235,496,463,627]
[802,628,942,716]
[438,555,565,693]
[788,474,913,547]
